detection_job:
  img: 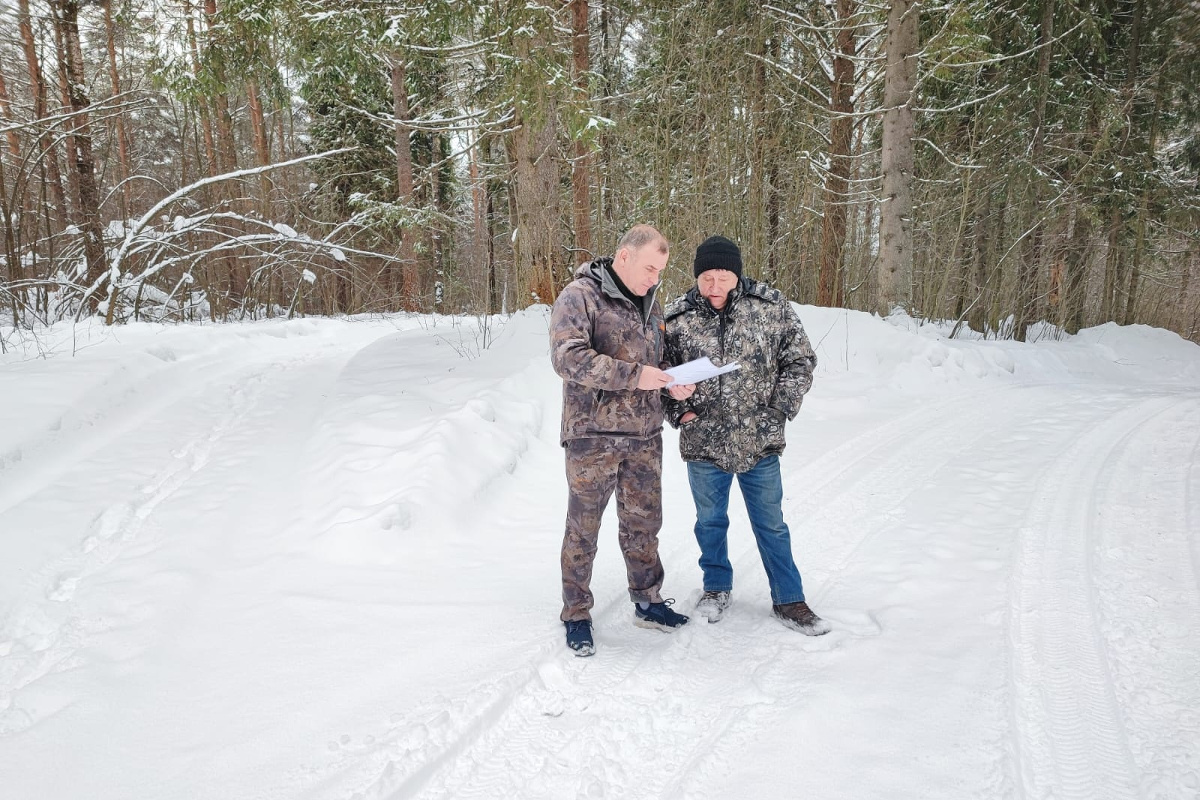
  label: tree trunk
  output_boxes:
[943,166,972,321]
[246,78,273,212]
[1112,217,1128,319]
[487,177,500,315]
[0,64,23,160]
[766,150,781,287]
[184,0,238,316]
[1063,200,1091,334]
[510,104,563,304]
[52,0,107,313]
[1099,0,1143,325]
[430,133,445,304]
[763,32,782,286]
[203,0,237,177]
[2,40,50,320]
[212,93,237,180]
[17,0,69,231]
[1015,0,1055,341]
[1100,208,1122,321]
[967,186,992,334]
[569,0,593,262]
[103,0,134,218]
[277,106,288,159]
[1180,244,1194,335]
[183,0,219,182]
[819,0,856,307]
[953,221,970,320]
[1124,203,1145,326]
[390,56,418,309]
[986,180,1015,332]
[1015,204,1044,341]
[1047,208,1069,317]
[0,64,25,310]
[598,0,615,230]
[509,18,564,306]
[748,30,767,272]
[876,0,919,315]
[1124,29,1165,328]
[51,12,83,225]
[470,134,490,308]
[0,105,21,314]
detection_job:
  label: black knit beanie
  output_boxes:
[693,235,743,278]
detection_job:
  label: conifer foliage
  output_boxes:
[0,0,1196,338]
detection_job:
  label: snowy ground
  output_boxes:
[1,306,1198,800]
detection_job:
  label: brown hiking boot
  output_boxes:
[772,601,832,636]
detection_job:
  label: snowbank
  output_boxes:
[798,305,1200,391]
[298,311,556,566]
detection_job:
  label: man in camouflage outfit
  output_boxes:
[550,225,691,657]
[663,235,830,635]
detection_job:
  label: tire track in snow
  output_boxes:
[1008,394,1182,800]
[376,622,771,800]
[666,388,1065,800]
[1088,397,1200,798]
[315,660,552,800]
[719,385,1050,627]
[800,398,1017,568]
[328,533,775,791]
[335,389,1042,800]
[0,353,315,736]
[648,385,1035,631]
[0,341,269,517]
[1185,405,1200,607]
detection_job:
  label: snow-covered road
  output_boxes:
[1,309,1197,799]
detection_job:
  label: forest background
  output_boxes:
[1,0,1197,342]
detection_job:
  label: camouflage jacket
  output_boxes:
[663,277,817,473]
[550,259,666,445]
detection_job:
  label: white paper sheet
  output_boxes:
[665,356,740,387]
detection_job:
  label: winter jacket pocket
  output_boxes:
[756,405,787,454]
[592,387,648,436]
[592,388,611,428]
[679,413,717,462]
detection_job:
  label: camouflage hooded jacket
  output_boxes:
[550,258,666,445]
[663,277,817,474]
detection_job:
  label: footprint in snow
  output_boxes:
[378,503,413,531]
[466,398,496,422]
[47,576,78,602]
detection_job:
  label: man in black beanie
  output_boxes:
[692,235,743,279]
[662,235,830,634]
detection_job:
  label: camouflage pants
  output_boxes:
[560,435,665,622]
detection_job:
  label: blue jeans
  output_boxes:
[686,455,806,605]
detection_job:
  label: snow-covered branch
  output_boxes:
[88,149,354,317]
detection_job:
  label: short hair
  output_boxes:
[616,224,669,256]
